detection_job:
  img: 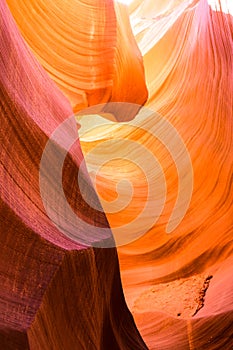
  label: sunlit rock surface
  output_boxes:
[75,1,233,349]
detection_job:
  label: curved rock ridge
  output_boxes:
[0,1,148,349]
[6,0,148,113]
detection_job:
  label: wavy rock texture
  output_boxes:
[0,1,148,349]
[1,0,233,349]
[6,0,148,113]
